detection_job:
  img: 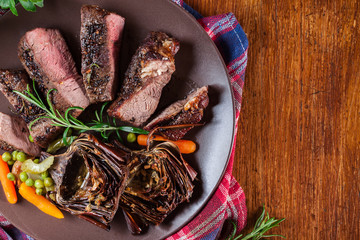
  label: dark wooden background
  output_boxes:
[187,0,360,239]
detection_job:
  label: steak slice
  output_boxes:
[18,28,89,118]
[144,86,209,141]
[0,112,41,156]
[0,69,62,148]
[108,32,180,127]
[81,5,125,104]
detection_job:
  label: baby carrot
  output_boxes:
[137,134,197,154]
[0,157,17,204]
[19,183,64,219]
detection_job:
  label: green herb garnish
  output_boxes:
[226,206,285,240]
[0,0,44,16]
[14,80,148,145]
[86,63,100,84]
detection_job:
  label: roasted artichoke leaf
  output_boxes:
[48,134,129,230]
[120,142,197,227]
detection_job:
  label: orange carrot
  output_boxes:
[0,157,17,204]
[19,183,64,219]
[137,134,197,154]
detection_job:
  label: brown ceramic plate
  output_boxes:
[0,0,235,239]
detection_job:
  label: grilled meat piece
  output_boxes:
[107,32,180,127]
[0,69,62,148]
[0,112,41,156]
[18,28,89,118]
[144,86,209,140]
[0,69,43,124]
[81,5,125,103]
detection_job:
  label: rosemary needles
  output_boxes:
[226,206,285,240]
[14,81,148,145]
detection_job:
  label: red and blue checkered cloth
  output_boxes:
[167,1,248,239]
[0,1,248,239]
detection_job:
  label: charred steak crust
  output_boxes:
[0,70,43,123]
[0,69,62,148]
[144,86,209,141]
[107,32,180,127]
[0,140,16,152]
[118,32,179,101]
[18,41,45,92]
[18,28,89,117]
[81,5,125,103]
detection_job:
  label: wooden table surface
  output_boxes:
[187,0,360,239]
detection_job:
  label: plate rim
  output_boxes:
[0,0,236,239]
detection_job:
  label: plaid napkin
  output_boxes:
[167,1,248,239]
[0,1,248,239]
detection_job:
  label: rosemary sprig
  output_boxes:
[14,81,148,145]
[226,206,285,240]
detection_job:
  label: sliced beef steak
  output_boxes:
[0,112,41,156]
[144,86,209,141]
[81,5,125,103]
[108,32,179,127]
[0,69,62,148]
[0,69,43,123]
[18,28,89,118]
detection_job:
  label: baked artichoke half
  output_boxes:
[120,141,197,234]
[49,134,129,230]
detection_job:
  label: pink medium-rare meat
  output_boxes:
[144,86,209,140]
[0,69,62,148]
[0,112,41,156]
[18,28,89,118]
[81,5,125,103]
[107,32,180,127]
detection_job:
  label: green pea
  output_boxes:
[25,178,34,187]
[41,171,49,179]
[127,133,137,143]
[35,188,44,195]
[11,151,18,161]
[16,152,26,162]
[2,152,11,162]
[44,177,54,187]
[33,159,39,164]
[6,173,15,181]
[19,172,28,182]
[29,135,34,143]
[7,160,15,166]
[34,179,44,189]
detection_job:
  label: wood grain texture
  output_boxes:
[187,0,360,239]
